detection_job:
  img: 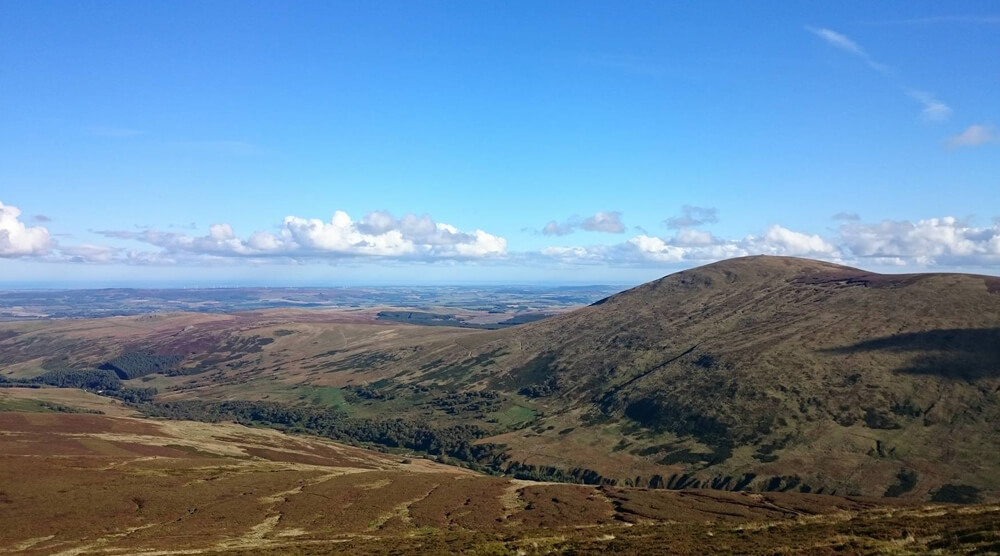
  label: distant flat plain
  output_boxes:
[0,285,624,322]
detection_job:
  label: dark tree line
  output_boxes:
[138,399,614,483]
[100,352,183,379]
[0,369,157,403]
[428,391,502,416]
[142,400,503,464]
[35,369,121,390]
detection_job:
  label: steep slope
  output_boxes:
[407,256,1000,499]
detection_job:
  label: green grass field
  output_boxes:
[0,397,77,413]
[297,385,349,408]
[490,404,537,428]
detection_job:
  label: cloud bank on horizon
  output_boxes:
[4,199,999,273]
[92,211,507,262]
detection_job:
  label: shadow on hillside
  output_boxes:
[824,328,1000,380]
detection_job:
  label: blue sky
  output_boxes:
[1,1,998,286]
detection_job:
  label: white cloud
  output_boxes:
[541,224,840,267]
[839,217,1000,265]
[60,244,120,263]
[280,213,413,256]
[0,201,53,257]
[357,211,397,235]
[908,91,953,122]
[581,211,625,233]
[747,225,840,257]
[95,210,506,262]
[541,217,1000,269]
[90,213,1000,270]
[806,27,887,72]
[540,211,625,235]
[540,246,595,259]
[807,27,951,122]
[10,197,1000,273]
[455,230,508,257]
[627,236,686,262]
[247,230,283,251]
[808,27,865,56]
[542,221,575,236]
[665,205,719,229]
[946,124,998,149]
[673,228,717,246]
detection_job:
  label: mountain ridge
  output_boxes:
[411,255,1000,499]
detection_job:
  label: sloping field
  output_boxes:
[0,309,480,400]
[2,412,1000,555]
[0,387,139,417]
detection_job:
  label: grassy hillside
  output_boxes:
[414,256,1000,499]
[2,256,999,501]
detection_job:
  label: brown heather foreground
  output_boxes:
[2,412,1000,555]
